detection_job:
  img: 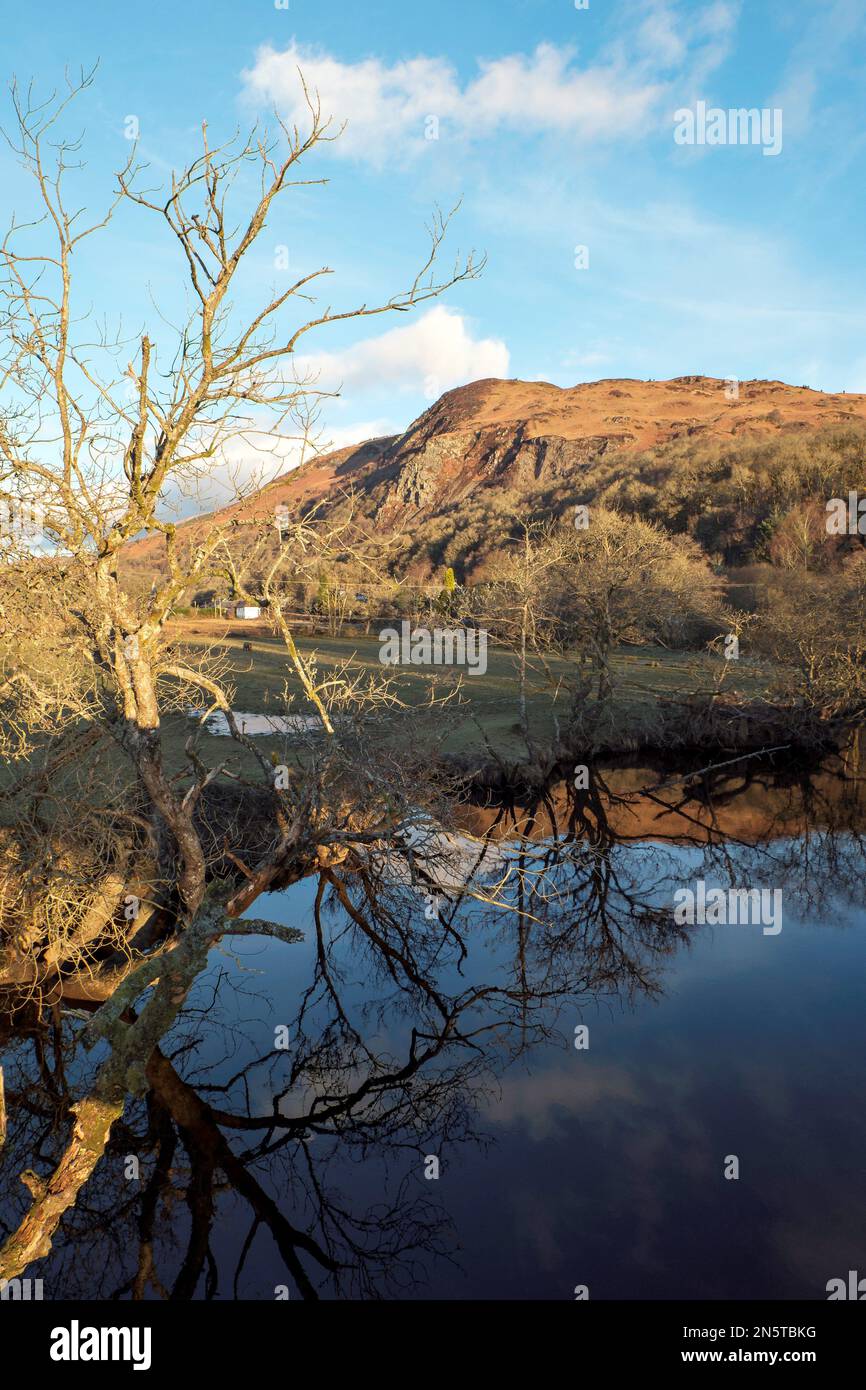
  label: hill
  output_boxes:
[123,375,866,585]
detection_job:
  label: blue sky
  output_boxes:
[3,0,866,500]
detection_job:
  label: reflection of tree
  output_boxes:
[0,813,688,1296]
[631,743,866,920]
[2,745,864,1298]
[0,992,459,1300]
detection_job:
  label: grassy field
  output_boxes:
[157,618,769,771]
[0,618,779,806]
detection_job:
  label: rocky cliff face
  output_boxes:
[123,374,866,575]
[376,424,629,522]
[354,373,866,517]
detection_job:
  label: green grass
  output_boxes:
[156,626,767,770]
[0,625,776,807]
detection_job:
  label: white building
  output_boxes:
[234,604,261,620]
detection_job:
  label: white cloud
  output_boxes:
[244,47,457,162]
[313,418,398,451]
[161,418,397,520]
[458,45,661,139]
[768,0,866,169]
[240,7,740,165]
[296,305,509,399]
[631,0,739,88]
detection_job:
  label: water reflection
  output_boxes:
[2,746,865,1299]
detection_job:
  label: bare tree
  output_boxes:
[0,67,481,921]
[0,66,483,1275]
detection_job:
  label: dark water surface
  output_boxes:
[2,754,865,1300]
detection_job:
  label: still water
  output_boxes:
[2,754,865,1299]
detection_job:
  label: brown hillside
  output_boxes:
[123,375,866,575]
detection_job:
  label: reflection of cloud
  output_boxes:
[488,998,866,1294]
[727,1041,866,1296]
[483,1060,641,1141]
[483,1056,694,1279]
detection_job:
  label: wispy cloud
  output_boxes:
[240,12,736,167]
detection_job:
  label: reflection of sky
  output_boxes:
[197,834,866,1299]
[467,908,866,1298]
[8,830,860,1299]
